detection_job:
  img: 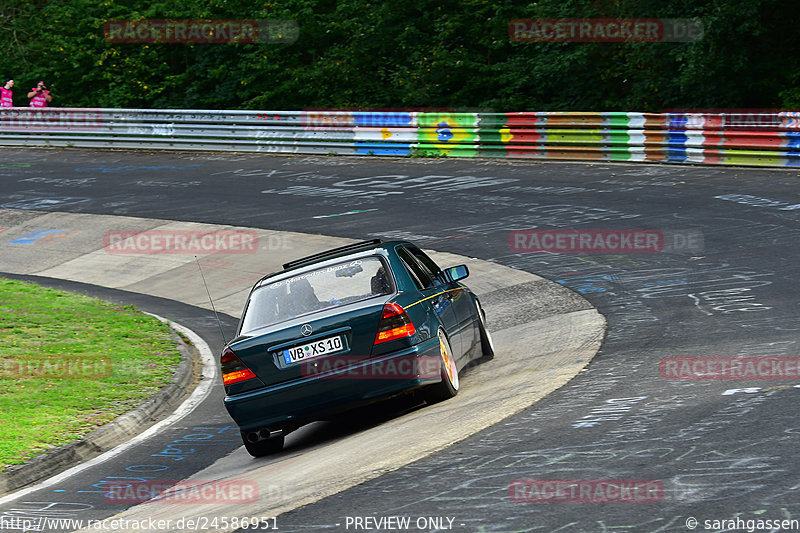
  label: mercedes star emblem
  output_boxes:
[300,324,313,336]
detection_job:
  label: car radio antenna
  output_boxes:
[195,256,227,346]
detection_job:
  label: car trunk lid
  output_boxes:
[230,297,390,387]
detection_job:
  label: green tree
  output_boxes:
[1,0,797,110]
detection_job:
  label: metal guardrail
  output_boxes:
[1,108,798,166]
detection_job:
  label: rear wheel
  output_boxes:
[242,433,285,457]
[424,329,459,404]
[475,299,494,359]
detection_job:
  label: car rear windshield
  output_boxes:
[240,256,393,334]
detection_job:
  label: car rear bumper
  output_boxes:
[224,337,442,433]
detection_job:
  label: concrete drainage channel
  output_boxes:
[0,210,606,530]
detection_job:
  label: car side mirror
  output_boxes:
[442,265,469,283]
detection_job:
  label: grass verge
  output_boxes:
[0,277,182,472]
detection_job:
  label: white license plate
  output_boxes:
[282,335,344,365]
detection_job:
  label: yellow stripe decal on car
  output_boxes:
[405,288,461,309]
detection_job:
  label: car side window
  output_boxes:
[408,247,442,279]
[397,247,434,290]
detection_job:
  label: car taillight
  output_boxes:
[221,346,256,385]
[374,302,416,345]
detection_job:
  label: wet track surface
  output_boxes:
[0,149,799,531]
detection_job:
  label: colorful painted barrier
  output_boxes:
[0,108,797,166]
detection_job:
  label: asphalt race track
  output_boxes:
[0,148,799,532]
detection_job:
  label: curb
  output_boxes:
[0,320,201,496]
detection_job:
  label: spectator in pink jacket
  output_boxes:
[1,79,13,107]
[27,80,52,107]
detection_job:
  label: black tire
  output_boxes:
[242,434,285,457]
[475,299,495,359]
[423,329,460,404]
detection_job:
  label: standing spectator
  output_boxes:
[0,79,13,107]
[27,80,52,107]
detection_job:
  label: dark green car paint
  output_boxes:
[221,240,485,439]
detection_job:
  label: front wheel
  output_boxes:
[423,329,459,404]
